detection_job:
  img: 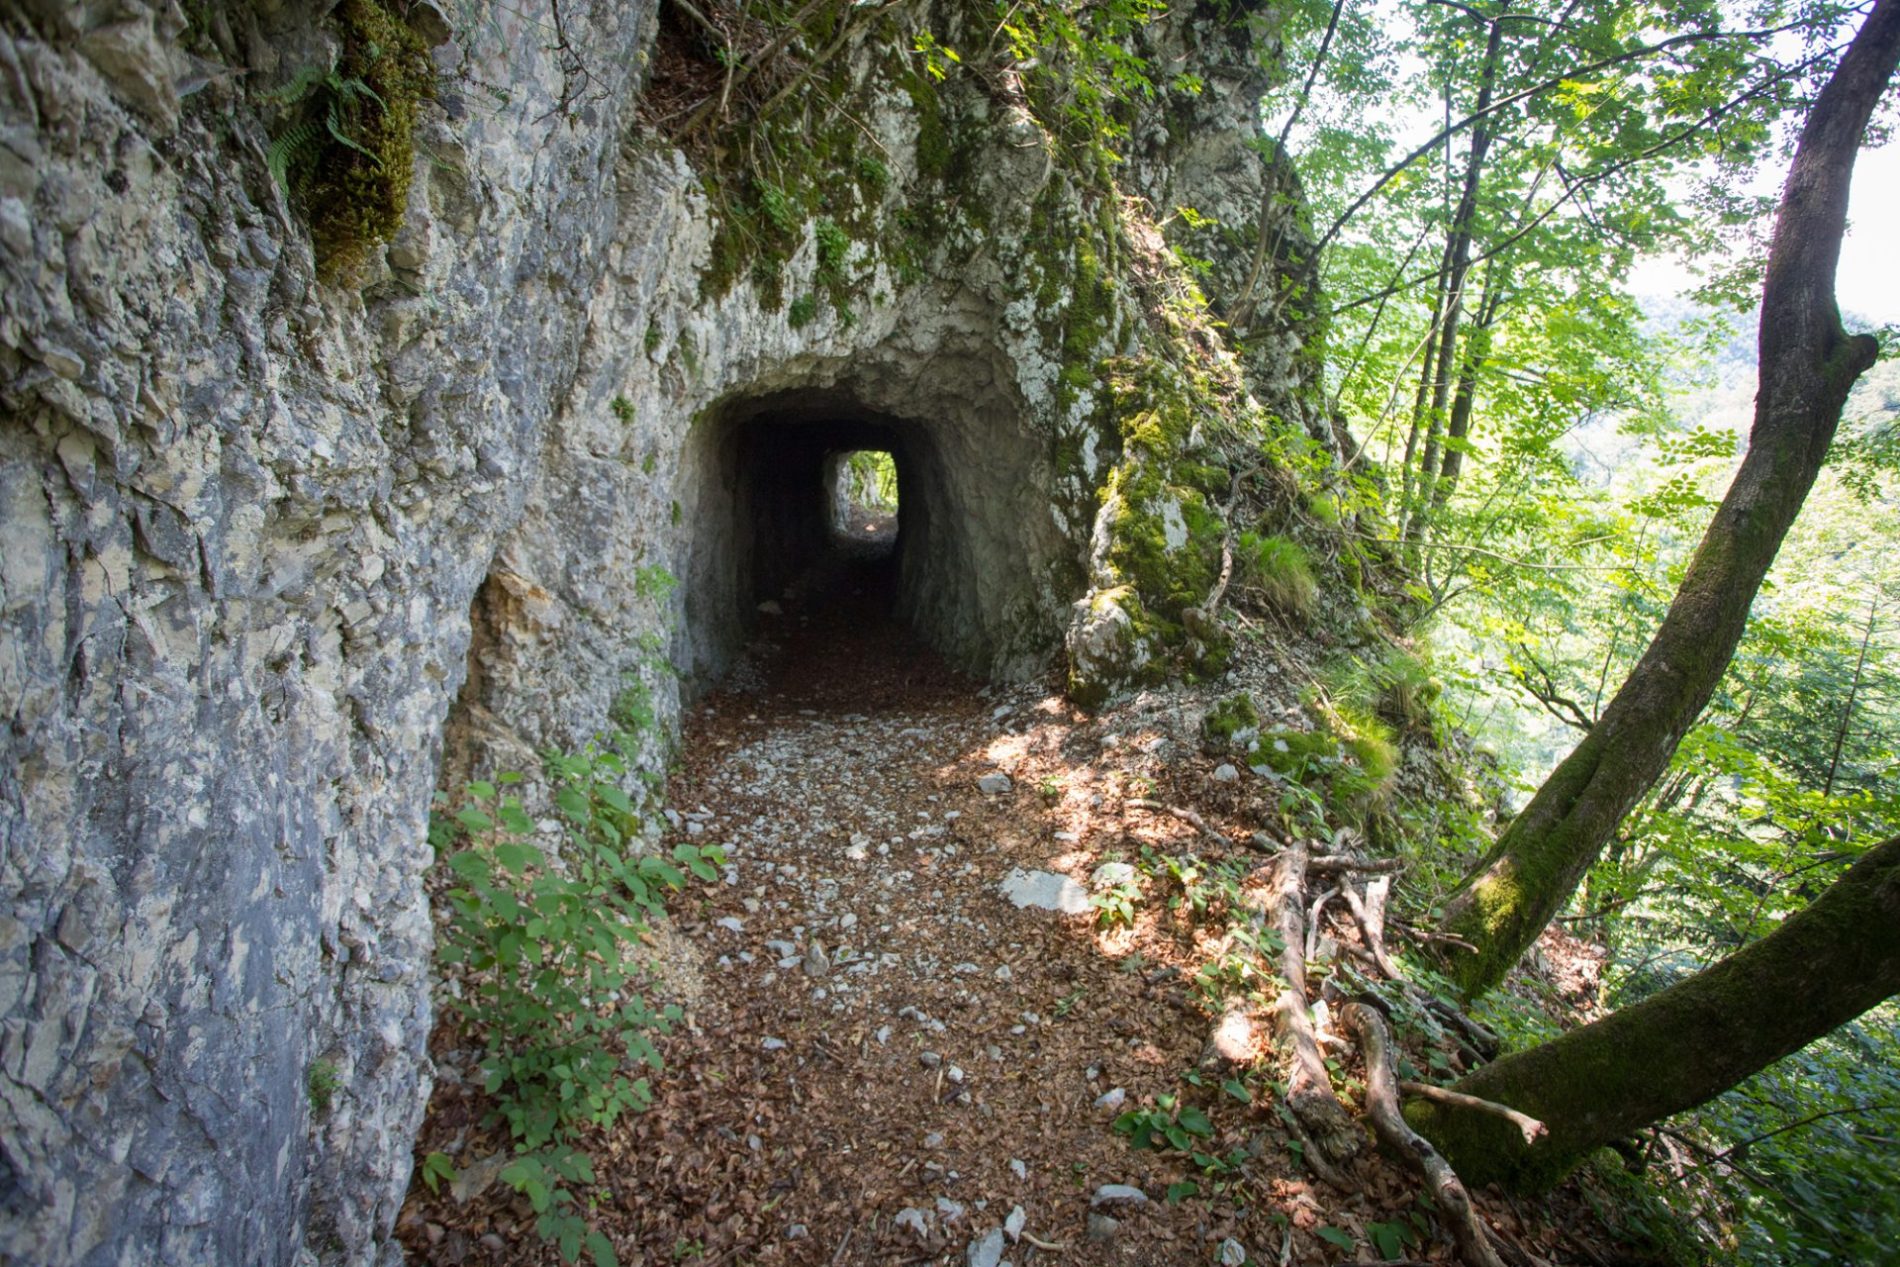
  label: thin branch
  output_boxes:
[1401,1081,1549,1147]
[1125,798,1229,846]
[1329,43,1838,316]
[1316,15,1832,253]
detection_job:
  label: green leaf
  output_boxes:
[419,1151,455,1194]
[640,857,687,889]
[1370,1221,1405,1259]
[1316,1226,1355,1250]
[585,1230,618,1267]
[1165,1181,1199,1204]
[497,841,543,874]
[1177,1105,1214,1137]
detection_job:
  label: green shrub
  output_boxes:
[432,742,722,1264]
[1237,532,1317,618]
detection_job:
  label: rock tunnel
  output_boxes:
[673,383,1080,692]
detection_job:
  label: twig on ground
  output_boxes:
[1343,1001,1507,1267]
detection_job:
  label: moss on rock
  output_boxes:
[294,0,434,275]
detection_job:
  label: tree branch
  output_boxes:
[1317,14,1832,252]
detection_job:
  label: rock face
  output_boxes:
[0,0,1319,1263]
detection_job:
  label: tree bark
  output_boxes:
[1409,835,1900,1191]
[1403,15,1507,545]
[1434,0,1900,998]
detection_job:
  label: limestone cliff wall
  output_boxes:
[0,0,1320,1262]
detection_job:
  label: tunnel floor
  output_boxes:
[720,525,974,714]
[403,540,1280,1263]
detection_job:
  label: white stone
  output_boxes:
[998,869,1090,915]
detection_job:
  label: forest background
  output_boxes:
[1260,0,1898,1260]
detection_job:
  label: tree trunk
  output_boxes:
[1404,16,1506,544]
[1409,834,1900,1191]
[1434,0,1900,998]
[1431,263,1502,508]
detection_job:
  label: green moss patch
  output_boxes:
[270,0,434,276]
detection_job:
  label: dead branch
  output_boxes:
[1343,1002,1506,1267]
[1340,879,1403,980]
[1308,854,1407,874]
[1267,839,1361,1166]
[1400,1081,1548,1147]
[1126,798,1229,846]
[1306,886,1340,963]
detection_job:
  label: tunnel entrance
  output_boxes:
[673,383,1076,695]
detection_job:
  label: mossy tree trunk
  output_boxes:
[1408,834,1900,1191]
[1434,0,1900,998]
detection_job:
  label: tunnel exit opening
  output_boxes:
[827,449,900,550]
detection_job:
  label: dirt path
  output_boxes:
[610,552,1256,1266]
[403,544,1621,1267]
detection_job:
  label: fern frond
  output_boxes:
[332,76,388,112]
[266,119,324,192]
[324,99,385,170]
[265,63,332,108]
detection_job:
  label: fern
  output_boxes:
[267,118,324,193]
[266,69,387,193]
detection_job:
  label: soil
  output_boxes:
[399,533,1643,1267]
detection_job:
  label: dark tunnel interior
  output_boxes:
[672,385,1074,694]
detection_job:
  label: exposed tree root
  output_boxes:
[1307,853,1407,874]
[1340,877,1404,979]
[1266,838,1362,1167]
[1281,1111,1351,1190]
[1344,1002,1506,1267]
[1126,797,1230,846]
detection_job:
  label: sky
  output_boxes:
[1835,141,1900,325]
[1630,140,1900,327]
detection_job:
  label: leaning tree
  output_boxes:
[1432,0,1900,999]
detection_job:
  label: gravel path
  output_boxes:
[401,546,1616,1266]
[614,555,1241,1265]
